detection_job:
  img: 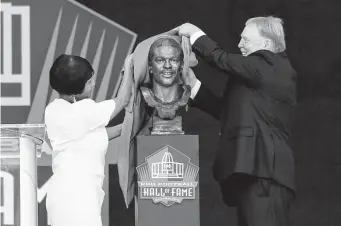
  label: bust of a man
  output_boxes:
[140,37,193,135]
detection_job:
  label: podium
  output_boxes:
[135,135,200,226]
[0,124,46,226]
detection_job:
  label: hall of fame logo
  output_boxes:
[136,145,199,207]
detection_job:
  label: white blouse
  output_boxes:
[44,98,115,179]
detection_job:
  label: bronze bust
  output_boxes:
[140,37,192,135]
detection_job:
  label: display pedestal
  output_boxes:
[135,135,200,226]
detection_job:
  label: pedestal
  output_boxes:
[135,135,199,226]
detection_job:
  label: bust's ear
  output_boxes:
[148,64,153,74]
[148,59,153,67]
[178,54,184,69]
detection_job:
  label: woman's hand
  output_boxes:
[110,54,135,120]
[123,54,134,74]
[121,54,134,106]
[106,124,122,140]
[123,54,134,110]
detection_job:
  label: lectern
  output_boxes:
[0,124,46,226]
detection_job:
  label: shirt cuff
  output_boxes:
[190,79,202,99]
[190,30,206,45]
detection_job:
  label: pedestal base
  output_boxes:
[135,135,199,226]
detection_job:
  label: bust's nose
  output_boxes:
[163,60,172,69]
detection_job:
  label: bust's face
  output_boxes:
[149,45,183,87]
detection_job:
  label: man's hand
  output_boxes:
[174,23,202,38]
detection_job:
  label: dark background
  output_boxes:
[78,0,341,225]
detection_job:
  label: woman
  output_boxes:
[44,54,133,226]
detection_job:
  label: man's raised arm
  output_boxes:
[175,23,262,85]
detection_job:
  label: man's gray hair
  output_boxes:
[246,16,286,53]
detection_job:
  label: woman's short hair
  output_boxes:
[49,54,94,95]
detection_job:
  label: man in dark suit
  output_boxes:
[174,17,297,226]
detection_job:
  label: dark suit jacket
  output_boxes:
[190,35,297,203]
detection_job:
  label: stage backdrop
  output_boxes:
[0,0,137,226]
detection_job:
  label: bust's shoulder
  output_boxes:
[140,86,158,107]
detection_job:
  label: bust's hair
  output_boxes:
[246,16,286,53]
[148,37,184,62]
[49,54,94,95]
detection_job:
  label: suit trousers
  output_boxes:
[220,176,293,226]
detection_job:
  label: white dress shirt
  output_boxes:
[189,30,206,99]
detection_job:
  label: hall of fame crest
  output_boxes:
[136,145,199,207]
